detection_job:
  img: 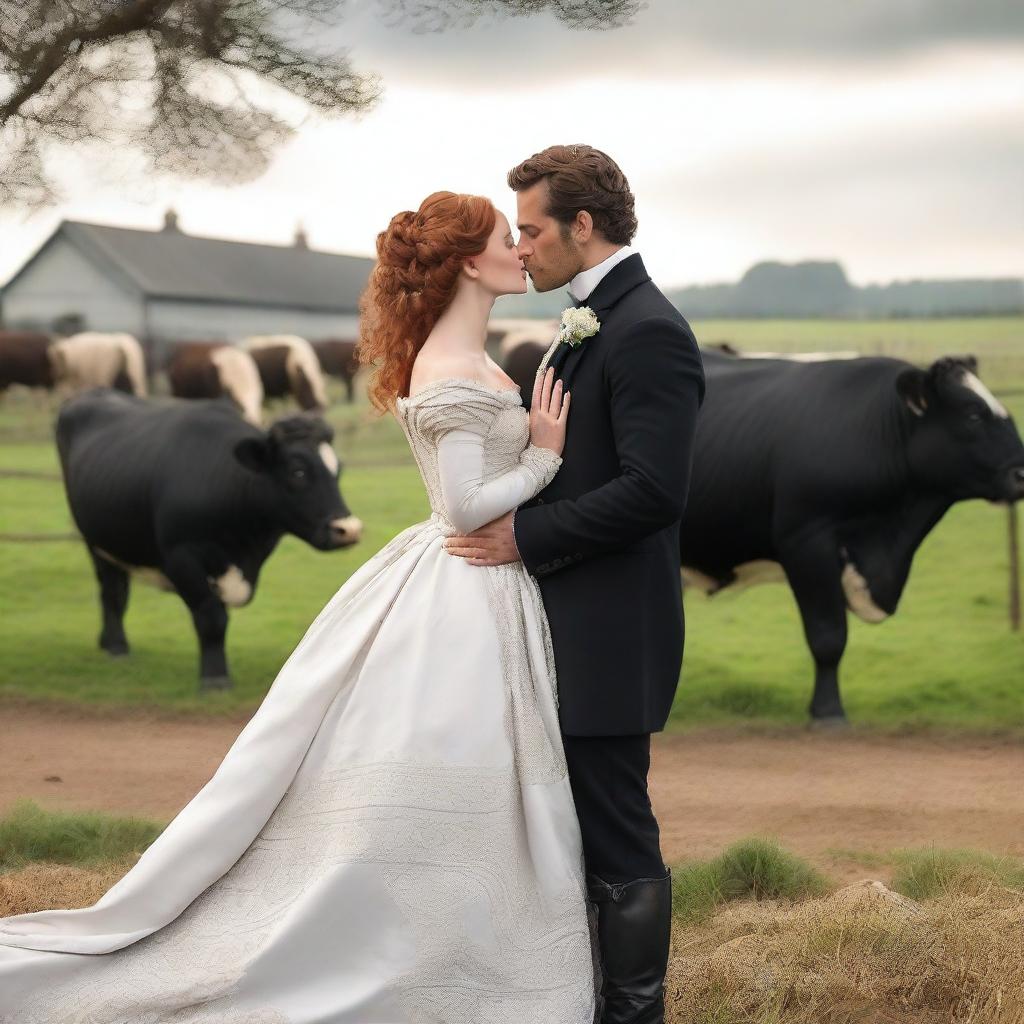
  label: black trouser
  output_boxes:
[561,732,664,882]
[562,732,672,1023]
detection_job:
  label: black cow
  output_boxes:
[56,388,363,689]
[680,352,1024,724]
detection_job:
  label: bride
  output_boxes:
[0,191,596,1023]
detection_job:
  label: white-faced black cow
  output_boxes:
[680,352,1024,724]
[56,388,363,689]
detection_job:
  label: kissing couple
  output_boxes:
[0,143,706,1024]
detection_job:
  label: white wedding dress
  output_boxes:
[0,378,596,1024]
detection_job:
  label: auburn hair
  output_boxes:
[358,191,497,412]
[507,144,637,245]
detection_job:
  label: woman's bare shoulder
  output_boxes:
[409,354,494,394]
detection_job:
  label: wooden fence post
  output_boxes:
[1011,503,1021,632]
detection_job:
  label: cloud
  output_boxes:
[1,1,1021,287]
[332,0,1024,90]
[643,110,1024,286]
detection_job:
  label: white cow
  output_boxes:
[49,332,148,396]
[210,346,265,427]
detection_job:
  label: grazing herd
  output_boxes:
[0,330,358,420]
[0,330,148,397]
[166,335,335,425]
[3,324,1023,722]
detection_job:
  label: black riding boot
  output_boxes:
[588,867,672,1024]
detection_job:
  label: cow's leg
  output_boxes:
[88,548,131,656]
[161,546,232,690]
[344,374,355,403]
[779,536,850,726]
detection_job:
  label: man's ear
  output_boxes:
[233,436,273,473]
[573,210,593,244]
[895,367,930,417]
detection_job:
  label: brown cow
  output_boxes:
[311,338,359,403]
[0,331,55,394]
[240,335,328,412]
[501,340,549,398]
[167,341,264,426]
[497,322,557,403]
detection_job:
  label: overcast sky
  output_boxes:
[1,0,1022,290]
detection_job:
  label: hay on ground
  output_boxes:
[666,879,1024,1024]
[0,859,134,915]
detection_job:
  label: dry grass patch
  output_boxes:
[0,859,135,914]
[666,878,1024,1024]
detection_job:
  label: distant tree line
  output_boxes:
[667,261,1024,319]
[494,260,1024,319]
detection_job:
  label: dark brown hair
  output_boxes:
[357,191,496,412]
[507,144,637,245]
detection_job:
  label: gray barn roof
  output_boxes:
[10,218,375,312]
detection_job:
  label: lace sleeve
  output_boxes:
[437,429,561,534]
[405,386,505,446]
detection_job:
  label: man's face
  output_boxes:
[515,180,584,293]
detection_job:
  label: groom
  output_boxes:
[445,144,705,1023]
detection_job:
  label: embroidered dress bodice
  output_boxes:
[395,377,561,534]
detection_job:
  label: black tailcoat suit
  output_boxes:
[513,250,703,1021]
[513,253,706,742]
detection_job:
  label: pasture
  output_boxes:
[1,317,1022,731]
[698,315,1024,391]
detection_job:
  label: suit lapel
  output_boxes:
[555,254,652,391]
[532,292,575,393]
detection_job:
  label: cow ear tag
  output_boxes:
[895,368,930,417]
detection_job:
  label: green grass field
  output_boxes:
[696,315,1024,391]
[1,320,1022,729]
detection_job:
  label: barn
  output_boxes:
[0,212,374,363]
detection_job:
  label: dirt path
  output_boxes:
[2,706,1021,883]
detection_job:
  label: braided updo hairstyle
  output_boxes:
[358,191,497,412]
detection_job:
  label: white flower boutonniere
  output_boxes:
[558,305,601,348]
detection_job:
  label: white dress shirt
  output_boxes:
[567,245,635,303]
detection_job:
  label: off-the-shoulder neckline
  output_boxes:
[397,376,523,406]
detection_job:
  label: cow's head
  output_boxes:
[896,356,1024,502]
[232,414,363,549]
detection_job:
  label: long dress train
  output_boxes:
[0,378,596,1024]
